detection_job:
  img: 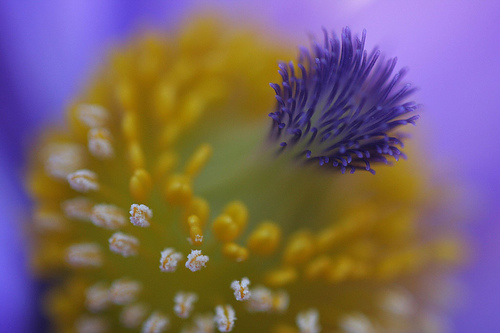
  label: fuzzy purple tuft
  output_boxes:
[268,27,419,174]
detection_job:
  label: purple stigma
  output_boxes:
[268,27,419,174]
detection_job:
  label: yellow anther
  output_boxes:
[153,151,178,181]
[159,123,181,148]
[121,111,138,143]
[247,222,281,256]
[222,243,249,262]
[129,169,153,202]
[88,128,114,159]
[115,80,136,110]
[326,256,355,283]
[223,201,248,231]
[178,94,205,128]
[187,215,204,246]
[184,143,213,178]
[304,255,333,281]
[283,231,315,266]
[153,81,176,120]
[128,141,145,170]
[212,214,241,242]
[264,267,297,288]
[164,174,193,206]
[432,238,464,264]
[316,226,341,253]
[184,197,210,228]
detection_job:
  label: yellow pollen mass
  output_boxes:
[27,16,464,333]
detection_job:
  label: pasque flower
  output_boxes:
[26,16,462,333]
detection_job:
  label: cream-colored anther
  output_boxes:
[109,232,139,257]
[185,250,209,272]
[85,283,110,312]
[246,287,273,313]
[272,290,290,313]
[76,104,109,128]
[159,248,183,272]
[339,313,374,333]
[43,143,86,179]
[61,197,93,221]
[222,243,248,262]
[187,215,203,245]
[91,204,126,229]
[142,312,170,333]
[67,169,99,193]
[380,288,415,318]
[88,128,114,159]
[283,231,315,265]
[247,222,281,256]
[33,210,67,233]
[110,278,142,305]
[121,303,149,329]
[164,174,192,206]
[76,315,108,333]
[66,243,102,268]
[185,143,213,177]
[130,169,153,202]
[296,309,321,333]
[230,277,251,301]
[130,204,152,227]
[174,291,198,318]
[214,305,236,332]
[191,314,215,333]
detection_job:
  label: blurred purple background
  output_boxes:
[0,0,498,331]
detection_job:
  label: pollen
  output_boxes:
[214,305,236,332]
[142,311,170,333]
[130,203,153,227]
[43,143,86,179]
[159,248,183,272]
[61,197,93,221]
[174,291,198,318]
[185,250,209,272]
[230,277,251,301]
[338,313,374,333]
[91,204,127,229]
[88,128,114,159]
[109,232,139,257]
[66,243,103,268]
[76,104,110,128]
[75,315,109,333]
[109,278,142,305]
[296,309,320,333]
[85,282,110,312]
[67,169,99,193]
[120,303,149,329]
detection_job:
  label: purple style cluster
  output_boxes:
[269,28,419,174]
